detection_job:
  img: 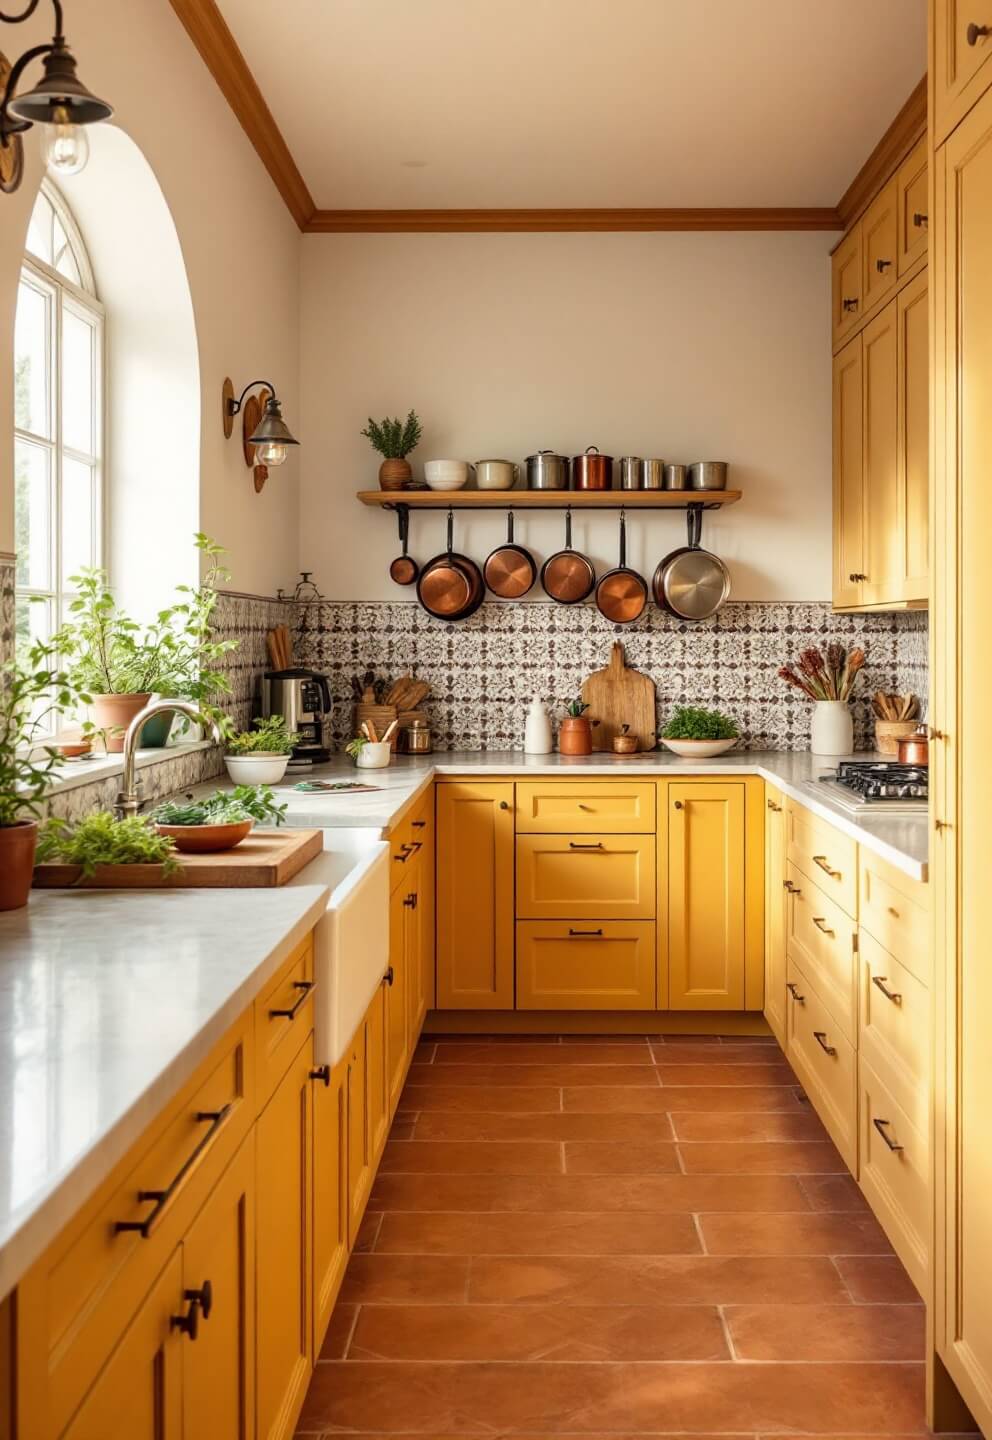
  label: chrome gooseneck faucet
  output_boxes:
[114,700,223,820]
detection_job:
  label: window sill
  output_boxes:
[40,740,215,798]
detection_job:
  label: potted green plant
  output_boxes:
[659,705,740,758]
[361,410,423,491]
[149,784,286,853]
[559,699,595,756]
[0,649,74,909]
[345,734,390,769]
[34,813,179,882]
[224,714,299,784]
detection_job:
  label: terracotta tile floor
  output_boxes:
[296,1034,928,1438]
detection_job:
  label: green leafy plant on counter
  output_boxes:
[34,813,178,876]
[344,736,368,761]
[225,714,299,756]
[564,699,590,718]
[0,648,75,827]
[149,784,287,828]
[660,706,740,741]
[361,410,422,460]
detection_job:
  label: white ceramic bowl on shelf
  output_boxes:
[223,753,291,785]
[659,737,738,759]
[424,460,473,491]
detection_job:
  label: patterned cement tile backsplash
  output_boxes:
[295,600,930,753]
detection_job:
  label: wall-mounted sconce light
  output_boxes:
[0,1,113,195]
[222,377,300,492]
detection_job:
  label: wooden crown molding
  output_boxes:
[304,207,841,234]
[835,75,927,229]
[169,0,315,230]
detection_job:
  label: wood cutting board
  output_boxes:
[33,828,323,889]
[580,642,656,753]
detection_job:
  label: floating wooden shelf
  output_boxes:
[357,489,742,511]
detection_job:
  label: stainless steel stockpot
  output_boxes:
[641,459,665,490]
[687,461,729,491]
[526,450,570,490]
[663,463,687,490]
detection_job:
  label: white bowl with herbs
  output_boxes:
[658,706,739,758]
[223,715,298,785]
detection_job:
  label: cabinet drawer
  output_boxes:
[786,863,857,1043]
[786,800,858,917]
[859,849,929,985]
[516,833,656,920]
[516,921,656,1010]
[20,1014,252,1438]
[832,225,863,346]
[255,934,315,1107]
[861,176,899,313]
[859,931,929,1133]
[514,781,656,834]
[786,958,857,1173]
[858,1056,927,1297]
[897,138,928,276]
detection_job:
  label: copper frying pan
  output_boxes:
[541,507,596,604]
[595,511,648,624]
[389,507,420,586]
[417,511,485,621]
[484,511,536,599]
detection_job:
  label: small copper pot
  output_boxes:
[612,725,638,755]
[571,446,613,490]
[896,726,929,766]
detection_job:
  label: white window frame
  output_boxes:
[14,182,105,734]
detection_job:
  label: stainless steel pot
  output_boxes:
[619,456,642,490]
[663,463,687,490]
[687,461,729,491]
[641,459,665,490]
[526,450,569,490]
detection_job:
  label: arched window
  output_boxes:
[14,181,103,678]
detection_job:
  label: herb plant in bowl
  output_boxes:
[150,784,287,853]
[659,705,740,759]
[224,714,299,785]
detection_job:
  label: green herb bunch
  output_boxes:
[226,714,299,756]
[0,646,75,826]
[150,784,287,828]
[345,736,368,761]
[361,411,422,460]
[35,813,178,876]
[660,706,739,741]
[565,700,590,718]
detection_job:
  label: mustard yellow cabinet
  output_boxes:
[832,225,863,347]
[405,848,429,1040]
[662,780,763,1011]
[386,880,411,1110]
[934,0,992,145]
[255,1035,313,1440]
[861,299,900,607]
[516,833,655,922]
[897,138,928,276]
[311,1056,348,1352]
[436,781,515,1009]
[346,1007,373,1240]
[764,787,787,1047]
[515,921,656,1010]
[366,978,389,1162]
[832,336,865,608]
[861,176,899,314]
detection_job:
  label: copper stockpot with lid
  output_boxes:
[571,446,613,490]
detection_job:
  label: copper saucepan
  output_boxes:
[417,511,485,621]
[595,510,648,624]
[896,726,930,766]
[541,507,596,604]
[483,511,536,599]
[389,506,420,586]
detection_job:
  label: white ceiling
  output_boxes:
[216,0,927,210]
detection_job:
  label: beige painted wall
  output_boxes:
[299,230,836,601]
[0,0,301,595]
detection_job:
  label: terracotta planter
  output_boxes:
[558,715,594,756]
[90,693,152,753]
[0,820,38,911]
[379,458,412,491]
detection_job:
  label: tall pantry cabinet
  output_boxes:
[930,1,992,1431]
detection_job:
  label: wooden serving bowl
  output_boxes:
[155,820,253,853]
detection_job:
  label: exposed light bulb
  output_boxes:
[43,107,89,176]
[254,440,288,467]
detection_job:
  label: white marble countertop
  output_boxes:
[0,884,328,1300]
[263,750,929,881]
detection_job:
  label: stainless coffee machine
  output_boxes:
[260,668,332,765]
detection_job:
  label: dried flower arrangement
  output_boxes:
[778,643,865,702]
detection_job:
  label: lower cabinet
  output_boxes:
[346,1011,373,1240]
[312,1057,348,1351]
[515,921,656,1009]
[764,786,787,1046]
[436,781,515,1008]
[386,881,411,1110]
[255,1034,313,1440]
[785,956,858,1172]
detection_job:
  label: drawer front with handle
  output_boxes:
[514,781,656,834]
[858,1055,928,1296]
[516,920,656,1010]
[859,930,929,1133]
[786,799,858,917]
[785,862,858,1043]
[785,957,857,1173]
[388,787,433,891]
[255,934,315,1106]
[19,1012,252,1437]
[934,0,992,146]
[859,849,930,985]
[516,834,656,920]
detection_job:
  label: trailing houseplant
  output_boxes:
[224,714,299,784]
[659,704,740,758]
[361,410,423,491]
[778,642,865,756]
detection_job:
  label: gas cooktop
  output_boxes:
[804,760,929,814]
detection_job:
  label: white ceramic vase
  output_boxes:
[524,696,552,754]
[810,700,854,756]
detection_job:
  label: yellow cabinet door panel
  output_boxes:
[832,336,865,608]
[61,1250,184,1440]
[858,931,929,1135]
[897,138,928,275]
[514,780,656,833]
[516,921,656,1010]
[255,1035,313,1440]
[861,299,901,607]
[859,848,930,986]
[861,177,899,313]
[182,1135,255,1440]
[894,268,929,604]
[347,1012,372,1240]
[666,783,746,1010]
[934,0,992,145]
[312,1056,348,1351]
[858,1056,928,1298]
[785,800,858,917]
[785,863,858,1044]
[785,958,857,1174]
[386,881,411,1109]
[436,782,515,1009]
[764,787,787,1047]
[832,225,863,346]
[516,834,655,921]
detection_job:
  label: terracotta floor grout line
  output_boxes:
[560,1140,567,1174]
[716,1302,739,1362]
[691,1212,707,1254]
[339,1302,362,1359]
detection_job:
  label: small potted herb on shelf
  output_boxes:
[361,410,423,491]
[224,714,299,785]
[659,705,740,758]
[559,699,596,756]
[149,784,287,854]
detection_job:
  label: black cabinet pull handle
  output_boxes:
[813,1030,836,1056]
[767,799,781,812]
[875,257,893,272]
[412,819,426,828]
[786,981,805,1004]
[842,297,858,312]
[569,841,603,849]
[967,21,990,45]
[871,975,902,1004]
[913,211,928,228]
[269,980,314,1021]
[394,842,416,863]
[873,1116,904,1152]
[784,879,801,894]
[812,916,835,937]
[384,965,394,986]
[310,1065,331,1087]
[115,1105,233,1239]
[171,1280,212,1342]
[568,927,604,938]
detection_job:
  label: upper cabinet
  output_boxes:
[898,139,929,274]
[934,0,992,145]
[832,227,863,347]
[862,177,899,313]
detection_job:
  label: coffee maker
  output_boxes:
[260,668,332,765]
